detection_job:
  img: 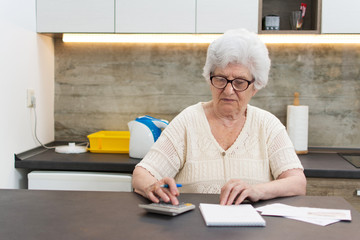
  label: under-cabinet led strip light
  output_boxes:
[260,34,360,44]
[62,34,217,43]
[62,33,360,44]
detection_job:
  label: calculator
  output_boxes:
[139,202,196,216]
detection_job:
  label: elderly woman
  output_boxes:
[132,29,306,205]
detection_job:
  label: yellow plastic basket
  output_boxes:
[87,131,130,153]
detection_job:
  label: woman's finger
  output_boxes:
[219,187,230,205]
[154,186,171,202]
[226,184,245,205]
[145,178,180,205]
[145,184,162,203]
[161,187,179,205]
[147,191,160,203]
[234,189,249,205]
[220,181,237,205]
[162,177,180,196]
[145,182,169,202]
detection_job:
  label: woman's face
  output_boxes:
[210,63,258,116]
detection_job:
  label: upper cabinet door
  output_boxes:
[322,0,360,33]
[115,0,196,33]
[36,0,114,33]
[196,0,259,33]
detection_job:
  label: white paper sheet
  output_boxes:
[256,203,351,226]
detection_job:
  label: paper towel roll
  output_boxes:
[286,105,309,154]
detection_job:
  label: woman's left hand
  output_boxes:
[220,169,306,205]
[219,179,262,205]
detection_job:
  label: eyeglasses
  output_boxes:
[210,76,255,92]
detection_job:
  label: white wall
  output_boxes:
[0,0,54,188]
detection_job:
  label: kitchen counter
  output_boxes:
[15,144,360,178]
[300,148,360,178]
[15,143,141,173]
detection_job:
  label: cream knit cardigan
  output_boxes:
[136,102,303,194]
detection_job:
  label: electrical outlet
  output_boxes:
[27,89,35,108]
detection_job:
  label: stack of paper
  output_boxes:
[199,203,266,227]
[256,203,352,226]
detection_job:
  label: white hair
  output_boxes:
[202,28,271,90]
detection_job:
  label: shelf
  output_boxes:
[258,30,320,34]
[259,0,321,34]
[259,30,320,34]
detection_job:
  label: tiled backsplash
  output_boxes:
[55,40,360,147]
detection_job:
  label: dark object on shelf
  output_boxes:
[263,15,280,30]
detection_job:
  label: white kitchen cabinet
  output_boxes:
[322,0,360,33]
[36,0,114,33]
[36,0,259,34]
[28,171,133,192]
[115,0,196,33]
[196,0,259,33]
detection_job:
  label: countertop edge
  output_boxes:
[15,145,360,178]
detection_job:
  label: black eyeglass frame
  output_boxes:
[210,75,255,92]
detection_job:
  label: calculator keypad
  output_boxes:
[139,202,195,216]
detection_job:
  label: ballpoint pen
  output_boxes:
[160,184,182,188]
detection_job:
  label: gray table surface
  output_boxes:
[0,190,359,240]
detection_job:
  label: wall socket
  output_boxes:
[27,89,35,108]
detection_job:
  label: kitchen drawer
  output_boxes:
[28,171,132,192]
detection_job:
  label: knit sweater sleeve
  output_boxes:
[135,107,189,180]
[263,111,304,179]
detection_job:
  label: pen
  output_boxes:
[160,184,182,188]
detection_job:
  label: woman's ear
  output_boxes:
[252,88,258,97]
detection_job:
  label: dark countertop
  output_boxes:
[15,144,360,178]
[0,190,359,240]
[301,151,360,178]
[15,143,141,173]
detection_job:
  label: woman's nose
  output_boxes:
[223,82,235,94]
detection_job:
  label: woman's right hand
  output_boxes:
[144,177,180,205]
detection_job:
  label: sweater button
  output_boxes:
[222,152,226,156]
